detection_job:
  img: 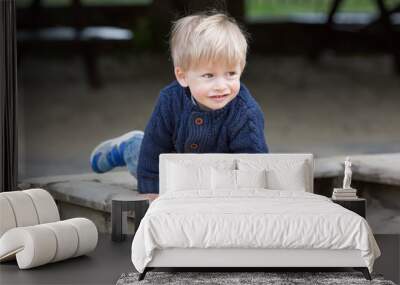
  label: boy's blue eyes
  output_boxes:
[201,72,237,78]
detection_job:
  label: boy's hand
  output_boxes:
[143,193,159,202]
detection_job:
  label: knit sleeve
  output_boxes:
[137,92,175,193]
[228,106,269,153]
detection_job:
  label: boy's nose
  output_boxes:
[213,78,228,93]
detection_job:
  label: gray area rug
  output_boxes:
[116,272,396,285]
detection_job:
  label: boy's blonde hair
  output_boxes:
[170,12,248,70]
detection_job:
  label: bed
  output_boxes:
[131,153,381,281]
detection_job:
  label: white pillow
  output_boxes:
[166,159,236,192]
[211,168,237,190]
[211,168,268,191]
[237,159,307,191]
[236,169,268,189]
[166,159,235,177]
[167,162,212,191]
[266,167,306,191]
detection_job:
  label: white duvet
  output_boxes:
[131,190,380,273]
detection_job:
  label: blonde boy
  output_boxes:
[90,12,269,194]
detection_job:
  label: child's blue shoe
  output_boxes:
[90,130,143,173]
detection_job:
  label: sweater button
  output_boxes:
[195,117,203,125]
[190,143,198,150]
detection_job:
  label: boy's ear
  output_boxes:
[174,67,188,87]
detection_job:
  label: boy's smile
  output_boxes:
[175,61,242,111]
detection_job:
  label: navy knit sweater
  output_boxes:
[137,80,269,194]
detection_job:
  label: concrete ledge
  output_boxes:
[56,200,136,234]
[19,171,140,234]
[351,153,400,186]
[20,171,140,213]
[19,153,400,234]
[316,153,400,234]
[315,153,400,185]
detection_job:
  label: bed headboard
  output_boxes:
[159,153,314,195]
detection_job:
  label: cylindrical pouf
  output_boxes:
[24,189,60,224]
[0,189,60,238]
[0,191,39,228]
[64,218,98,257]
[0,196,17,237]
[0,218,98,269]
[42,221,79,262]
[0,225,57,269]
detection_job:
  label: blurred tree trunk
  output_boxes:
[149,0,177,51]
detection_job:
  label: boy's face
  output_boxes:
[175,61,242,111]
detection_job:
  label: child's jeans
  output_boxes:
[123,130,144,178]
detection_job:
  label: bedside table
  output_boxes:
[331,198,366,218]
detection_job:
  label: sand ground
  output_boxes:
[17,53,400,179]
